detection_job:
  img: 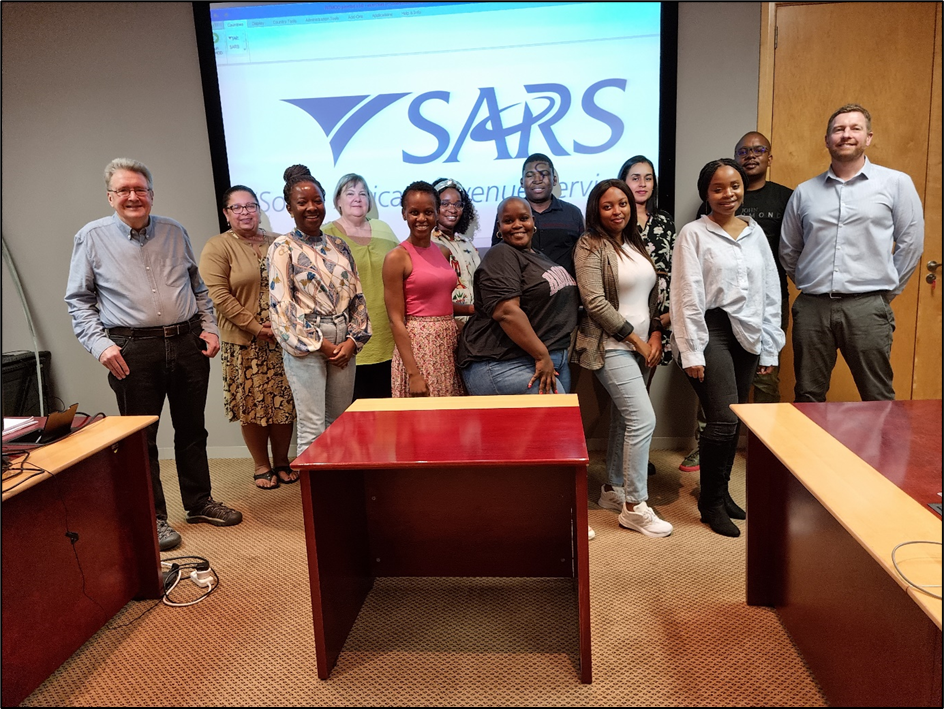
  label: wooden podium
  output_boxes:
[2,416,163,706]
[292,394,592,682]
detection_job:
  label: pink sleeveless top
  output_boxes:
[401,240,457,317]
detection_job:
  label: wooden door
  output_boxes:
[766,2,941,401]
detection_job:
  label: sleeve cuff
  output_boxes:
[680,351,705,369]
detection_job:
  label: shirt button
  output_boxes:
[152,289,156,293]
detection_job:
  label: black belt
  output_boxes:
[108,315,201,339]
[806,291,885,300]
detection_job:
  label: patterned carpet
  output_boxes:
[21,449,826,707]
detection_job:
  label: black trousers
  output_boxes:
[681,310,759,507]
[108,329,213,519]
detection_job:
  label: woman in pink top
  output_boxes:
[383,181,474,397]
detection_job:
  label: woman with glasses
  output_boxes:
[199,185,296,489]
[430,177,480,325]
[322,174,399,399]
[269,165,371,452]
[670,159,783,537]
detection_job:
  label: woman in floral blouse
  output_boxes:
[430,177,480,325]
[268,164,371,452]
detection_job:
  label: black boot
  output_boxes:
[721,435,746,520]
[697,438,740,537]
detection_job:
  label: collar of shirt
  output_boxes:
[531,195,563,214]
[111,213,152,245]
[293,227,325,247]
[700,214,759,241]
[825,156,873,185]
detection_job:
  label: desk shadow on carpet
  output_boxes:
[336,577,579,673]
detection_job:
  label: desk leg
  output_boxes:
[573,463,592,684]
[745,432,786,606]
[300,469,373,680]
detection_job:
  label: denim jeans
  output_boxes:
[460,348,571,396]
[282,318,356,453]
[108,329,212,519]
[594,349,656,503]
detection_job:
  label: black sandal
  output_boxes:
[253,470,280,489]
[274,465,299,485]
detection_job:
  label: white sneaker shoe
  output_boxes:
[588,526,596,541]
[618,501,673,538]
[597,485,625,512]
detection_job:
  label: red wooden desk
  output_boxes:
[732,401,942,707]
[292,394,592,682]
[2,416,163,706]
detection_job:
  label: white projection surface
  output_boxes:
[210,1,662,246]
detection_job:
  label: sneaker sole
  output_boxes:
[679,464,700,472]
[186,515,242,527]
[618,520,673,538]
[597,497,624,512]
[159,535,181,551]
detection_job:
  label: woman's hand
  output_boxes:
[529,353,559,394]
[408,371,430,397]
[645,333,663,368]
[257,322,275,341]
[328,338,355,369]
[659,312,671,329]
[685,365,705,382]
[318,338,338,358]
[757,365,774,376]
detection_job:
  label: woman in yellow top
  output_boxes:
[199,185,296,489]
[322,173,399,399]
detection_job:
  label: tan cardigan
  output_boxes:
[571,234,662,371]
[198,231,276,346]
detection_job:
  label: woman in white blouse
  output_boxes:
[670,158,784,537]
[268,165,371,453]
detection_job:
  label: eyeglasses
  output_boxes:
[735,146,770,158]
[440,200,464,212]
[108,187,152,197]
[225,203,259,214]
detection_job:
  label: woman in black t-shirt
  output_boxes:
[456,197,579,395]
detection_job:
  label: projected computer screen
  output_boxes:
[206,1,663,246]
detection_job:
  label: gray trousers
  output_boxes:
[791,292,895,402]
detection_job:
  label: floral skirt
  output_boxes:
[221,339,296,425]
[391,315,465,398]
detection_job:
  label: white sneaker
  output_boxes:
[588,526,596,541]
[597,485,625,512]
[618,501,673,538]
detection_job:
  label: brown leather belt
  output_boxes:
[107,315,201,339]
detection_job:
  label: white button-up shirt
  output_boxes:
[670,215,784,369]
[780,158,924,297]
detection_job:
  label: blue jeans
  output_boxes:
[281,318,355,453]
[594,349,656,503]
[460,348,571,395]
[108,327,212,519]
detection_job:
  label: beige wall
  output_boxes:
[1,2,762,456]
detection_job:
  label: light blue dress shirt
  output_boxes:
[780,158,924,298]
[65,213,219,360]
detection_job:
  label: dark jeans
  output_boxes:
[108,330,212,519]
[681,310,759,508]
[352,360,392,401]
[792,292,895,402]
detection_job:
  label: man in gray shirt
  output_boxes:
[65,158,242,551]
[781,104,924,402]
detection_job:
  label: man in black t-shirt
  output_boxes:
[491,153,584,278]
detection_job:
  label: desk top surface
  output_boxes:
[2,416,157,502]
[294,395,588,469]
[732,401,942,628]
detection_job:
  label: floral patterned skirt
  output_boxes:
[391,315,465,398]
[220,339,296,425]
